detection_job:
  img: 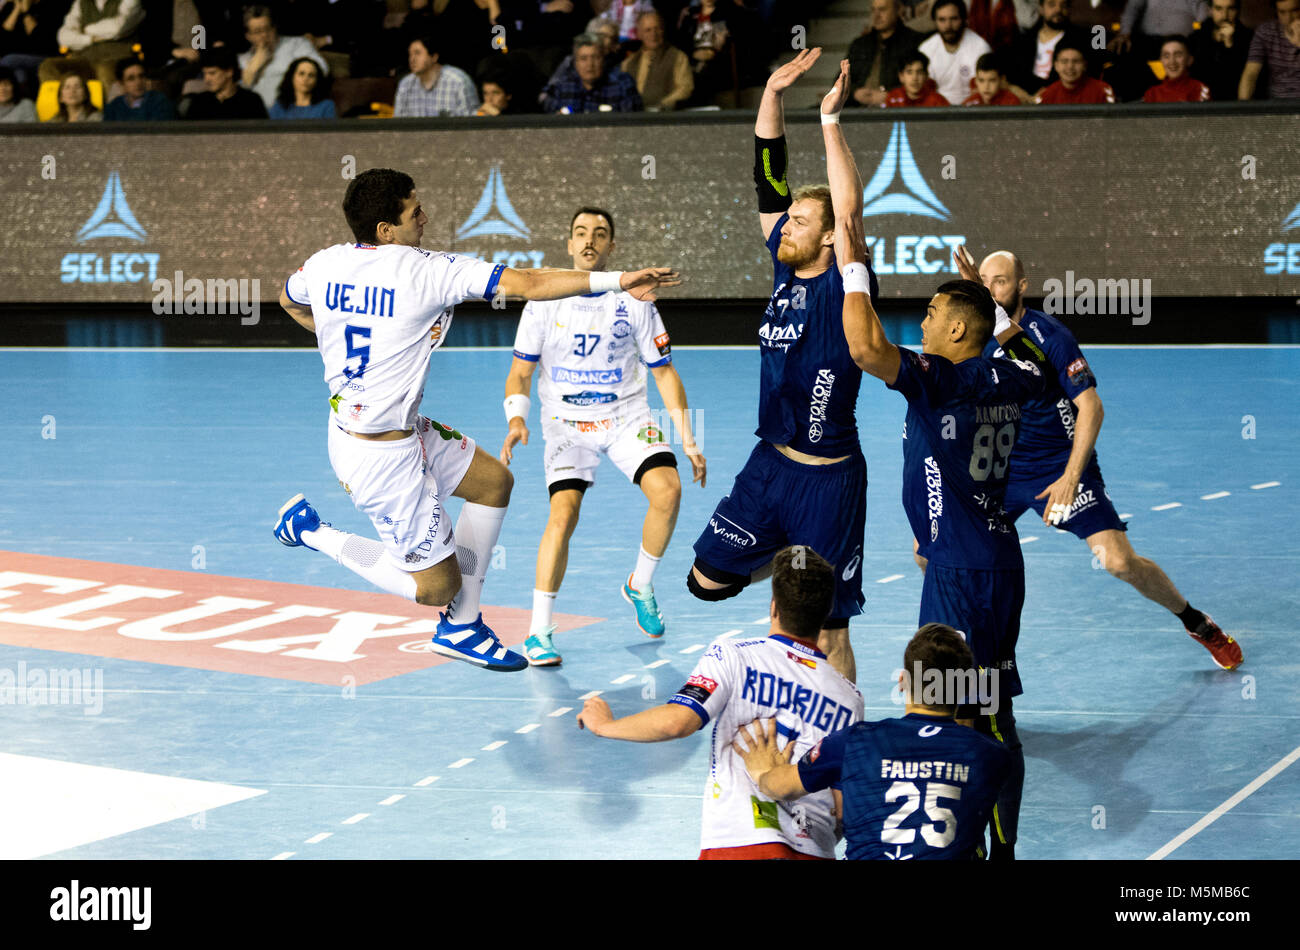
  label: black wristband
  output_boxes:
[754,135,792,214]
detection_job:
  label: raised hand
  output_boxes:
[764,48,822,95]
[821,58,851,115]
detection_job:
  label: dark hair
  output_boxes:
[900,50,930,74]
[1053,40,1089,63]
[935,278,996,344]
[114,56,143,81]
[902,623,975,713]
[276,56,329,106]
[344,169,416,244]
[1159,34,1191,53]
[56,73,98,119]
[410,34,441,60]
[243,5,274,27]
[975,52,1002,74]
[770,546,835,642]
[932,0,968,21]
[200,46,238,72]
[570,206,615,240]
[0,65,15,86]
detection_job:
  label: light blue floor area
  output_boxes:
[1,345,1296,860]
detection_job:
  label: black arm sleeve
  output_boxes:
[754,135,793,214]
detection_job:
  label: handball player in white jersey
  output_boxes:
[273,169,680,672]
[577,546,863,859]
[500,207,707,666]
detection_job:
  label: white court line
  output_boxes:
[1147,743,1300,860]
[378,795,405,806]
[270,852,295,860]
[752,617,770,624]
[1201,491,1230,500]
[718,629,743,639]
[304,832,332,844]
[1251,481,1281,490]
[578,690,603,701]
[645,659,671,669]
[1152,502,1182,511]
[548,706,573,717]
[413,776,439,787]
[481,741,507,752]
[1119,513,1133,520]
[680,644,706,654]
[341,813,369,825]
[610,674,636,685]
[515,723,541,734]
[448,758,474,769]
[1020,536,1039,544]
[877,574,905,584]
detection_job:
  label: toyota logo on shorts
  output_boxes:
[808,423,823,443]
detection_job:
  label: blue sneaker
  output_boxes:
[621,574,665,638]
[524,626,562,667]
[275,493,320,547]
[431,612,528,672]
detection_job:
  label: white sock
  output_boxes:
[446,502,507,625]
[531,589,557,634]
[302,525,418,602]
[631,546,661,592]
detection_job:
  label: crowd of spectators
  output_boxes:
[0,0,1293,123]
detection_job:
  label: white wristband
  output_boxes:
[589,271,623,294]
[993,304,1011,337]
[842,261,870,294]
[820,111,840,125]
[504,393,530,423]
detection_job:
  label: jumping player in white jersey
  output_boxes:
[577,546,863,859]
[274,168,680,672]
[500,207,708,666]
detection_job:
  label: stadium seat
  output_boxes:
[331,77,396,118]
[36,79,105,120]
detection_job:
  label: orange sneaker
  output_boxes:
[1188,616,1243,670]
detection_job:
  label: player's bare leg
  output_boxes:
[1085,528,1242,669]
[526,488,584,665]
[623,466,680,638]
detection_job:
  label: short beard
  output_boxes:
[777,240,817,269]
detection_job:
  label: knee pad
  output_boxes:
[687,569,745,602]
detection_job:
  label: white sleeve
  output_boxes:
[512,302,544,361]
[634,300,671,368]
[422,252,505,306]
[285,266,311,306]
[668,639,735,728]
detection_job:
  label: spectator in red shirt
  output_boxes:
[963,52,1022,103]
[1144,35,1212,100]
[1033,42,1116,102]
[885,50,951,105]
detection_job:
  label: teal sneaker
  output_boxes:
[524,626,562,667]
[621,574,665,638]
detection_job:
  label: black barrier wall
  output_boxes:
[2,105,1299,310]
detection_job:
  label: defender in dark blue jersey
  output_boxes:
[689,52,877,682]
[734,623,1011,860]
[836,215,1048,860]
[966,250,1242,672]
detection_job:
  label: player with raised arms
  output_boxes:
[499,206,707,666]
[733,623,1012,860]
[835,209,1049,860]
[961,249,1242,670]
[687,52,878,683]
[274,168,680,672]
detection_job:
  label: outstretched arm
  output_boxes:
[821,59,863,224]
[496,266,681,303]
[576,696,701,741]
[837,216,900,383]
[755,48,822,241]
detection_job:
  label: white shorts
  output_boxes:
[327,414,477,572]
[541,411,675,490]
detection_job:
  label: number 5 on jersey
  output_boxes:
[344,324,371,379]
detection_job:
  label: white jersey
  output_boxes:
[286,243,504,433]
[669,634,864,857]
[512,292,672,422]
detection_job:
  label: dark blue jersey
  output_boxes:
[982,309,1098,477]
[798,713,1012,860]
[888,347,1046,570]
[755,215,878,458]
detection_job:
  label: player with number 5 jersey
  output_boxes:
[273,168,680,673]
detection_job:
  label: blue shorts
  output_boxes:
[1003,457,1126,540]
[693,442,867,621]
[918,564,1024,703]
